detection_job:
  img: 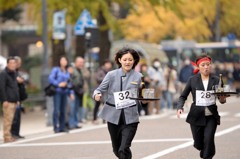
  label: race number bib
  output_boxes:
[114,90,136,109]
[196,90,215,106]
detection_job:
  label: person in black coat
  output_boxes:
[176,54,228,159]
[0,57,19,143]
[11,56,28,139]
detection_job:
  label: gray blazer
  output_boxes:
[93,68,142,125]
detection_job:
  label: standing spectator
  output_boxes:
[68,57,86,129]
[179,58,194,109]
[179,58,194,84]
[162,64,177,110]
[147,58,165,114]
[177,54,229,159]
[93,47,143,158]
[48,56,74,133]
[11,56,28,139]
[76,57,90,123]
[233,62,240,93]
[0,57,19,143]
[139,63,151,115]
[93,59,113,124]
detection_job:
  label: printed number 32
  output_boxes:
[119,91,130,100]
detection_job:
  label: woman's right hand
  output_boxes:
[94,93,102,101]
[59,82,67,88]
[177,109,184,119]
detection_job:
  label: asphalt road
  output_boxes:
[0,97,240,159]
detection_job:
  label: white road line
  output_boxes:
[234,113,240,117]
[133,138,192,143]
[140,113,170,120]
[142,124,240,159]
[0,124,107,146]
[142,141,193,159]
[0,138,192,148]
[215,124,240,137]
[170,111,229,119]
[170,113,188,119]
[218,111,229,117]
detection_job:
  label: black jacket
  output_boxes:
[0,68,19,103]
[177,73,220,126]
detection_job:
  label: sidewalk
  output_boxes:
[0,106,103,143]
[0,107,52,142]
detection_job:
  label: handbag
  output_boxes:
[45,68,59,96]
[73,84,84,96]
[44,84,57,96]
[19,83,28,101]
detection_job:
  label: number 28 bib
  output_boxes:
[114,90,136,109]
[196,90,215,106]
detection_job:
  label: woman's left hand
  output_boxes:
[70,94,75,100]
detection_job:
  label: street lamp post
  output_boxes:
[85,32,92,93]
[41,0,49,89]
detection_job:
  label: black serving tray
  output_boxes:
[211,92,238,96]
[129,97,160,101]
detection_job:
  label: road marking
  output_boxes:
[215,124,240,137]
[0,138,192,148]
[234,113,240,117]
[170,113,188,119]
[170,111,229,119]
[142,141,193,159]
[142,124,240,159]
[140,113,170,120]
[0,124,107,146]
[218,111,229,116]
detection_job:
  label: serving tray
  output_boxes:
[211,92,238,96]
[129,97,160,101]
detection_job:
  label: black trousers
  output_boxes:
[107,122,138,159]
[190,116,217,159]
[11,106,22,136]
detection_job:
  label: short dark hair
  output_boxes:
[103,59,113,66]
[7,56,16,63]
[114,47,140,69]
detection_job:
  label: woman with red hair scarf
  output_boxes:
[176,53,228,159]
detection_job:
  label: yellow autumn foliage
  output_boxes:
[120,0,240,43]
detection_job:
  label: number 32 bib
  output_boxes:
[114,90,136,109]
[196,90,215,106]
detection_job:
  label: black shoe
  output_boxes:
[75,126,82,129]
[18,135,25,139]
[13,135,25,139]
[59,129,69,133]
[21,107,25,113]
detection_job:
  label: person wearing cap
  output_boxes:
[176,53,228,159]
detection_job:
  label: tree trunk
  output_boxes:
[75,35,86,58]
[98,10,111,65]
[214,0,221,42]
[206,0,221,42]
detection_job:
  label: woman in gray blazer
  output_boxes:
[93,47,142,159]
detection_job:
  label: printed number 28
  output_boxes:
[119,91,130,100]
[201,92,211,98]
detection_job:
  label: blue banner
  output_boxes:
[74,9,97,35]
